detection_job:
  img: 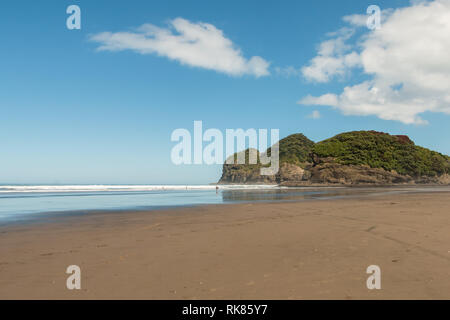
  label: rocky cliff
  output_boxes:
[218,131,450,186]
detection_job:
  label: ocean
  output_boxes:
[0,184,448,224]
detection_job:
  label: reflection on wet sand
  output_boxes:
[220,186,449,202]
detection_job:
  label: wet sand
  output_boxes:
[0,191,449,299]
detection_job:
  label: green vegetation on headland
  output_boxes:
[219,130,450,185]
[313,131,450,177]
[277,133,315,166]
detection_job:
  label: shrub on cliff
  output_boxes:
[263,133,315,167]
[278,133,315,166]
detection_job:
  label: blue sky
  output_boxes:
[1,0,449,184]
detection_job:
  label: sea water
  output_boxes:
[0,184,448,224]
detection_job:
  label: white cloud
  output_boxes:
[89,18,270,77]
[300,93,338,107]
[308,110,321,119]
[342,14,368,27]
[301,28,361,82]
[299,0,450,124]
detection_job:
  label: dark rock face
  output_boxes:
[218,163,277,184]
[219,161,448,185]
[307,163,412,185]
[218,163,308,185]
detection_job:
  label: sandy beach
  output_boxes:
[0,191,449,299]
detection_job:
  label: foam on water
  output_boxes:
[0,184,281,193]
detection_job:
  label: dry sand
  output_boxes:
[0,191,449,299]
